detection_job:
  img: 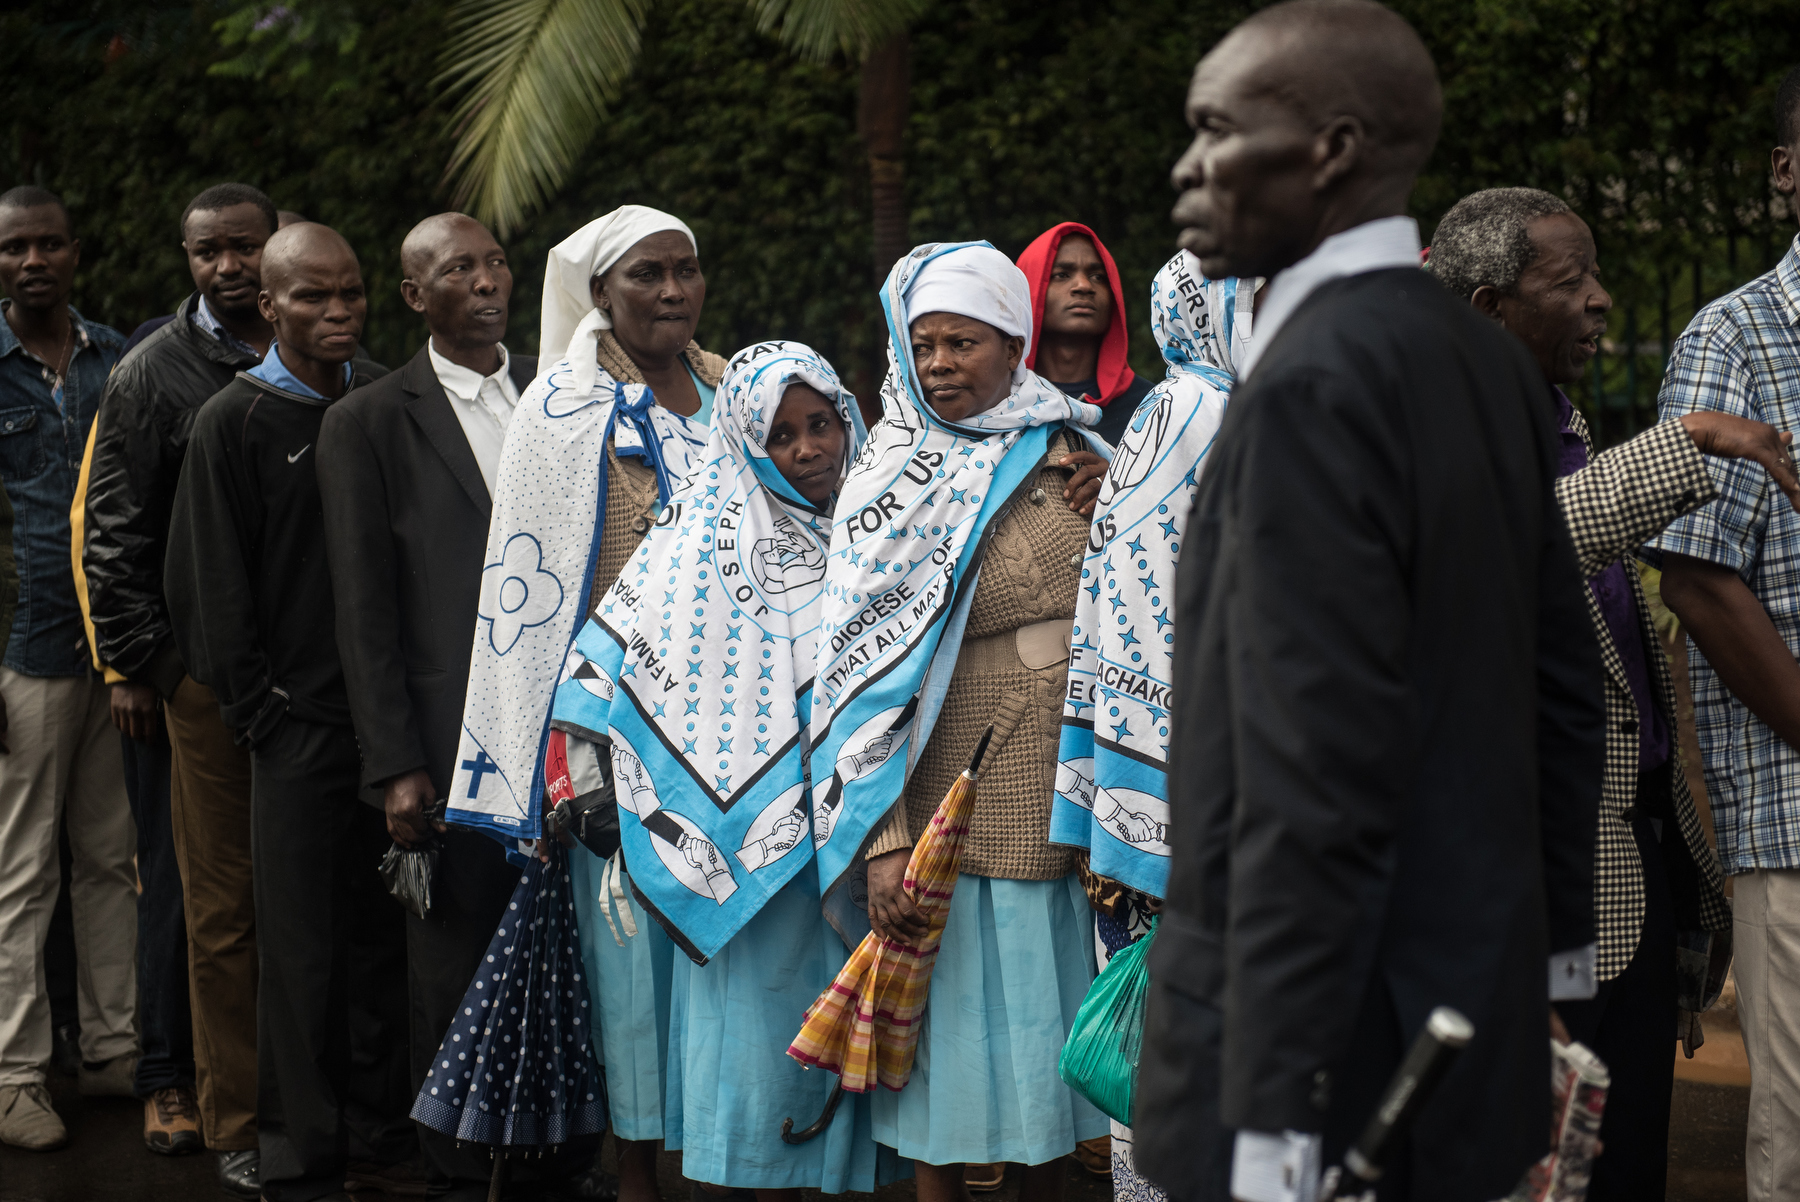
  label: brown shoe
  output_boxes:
[144,1085,204,1155]
[1072,1135,1111,1177]
[965,1162,1007,1192]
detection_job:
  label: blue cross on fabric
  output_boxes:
[461,751,499,798]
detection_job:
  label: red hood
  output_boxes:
[1016,221,1135,407]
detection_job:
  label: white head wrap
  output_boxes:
[538,205,697,391]
[902,244,1035,378]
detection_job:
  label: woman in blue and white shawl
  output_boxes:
[809,242,1113,1201]
[1049,250,1254,1202]
[548,341,907,1197]
[446,205,721,1202]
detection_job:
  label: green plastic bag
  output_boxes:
[1058,919,1156,1125]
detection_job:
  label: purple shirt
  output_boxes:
[1552,388,1670,771]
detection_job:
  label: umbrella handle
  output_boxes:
[780,1078,848,1144]
[488,1151,509,1202]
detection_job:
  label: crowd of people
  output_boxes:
[3,1,1800,1200]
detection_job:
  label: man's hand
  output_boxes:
[384,768,442,849]
[867,848,929,945]
[109,682,161,743]
[1059,451,1108,518]
[1679,412,1800,513]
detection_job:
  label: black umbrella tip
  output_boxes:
[966,724,995,778]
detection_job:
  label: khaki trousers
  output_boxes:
[0,668,138,1086]
[166,676,258,1151]
[1733,867,1800,1202]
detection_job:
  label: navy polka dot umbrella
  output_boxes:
[411,845,605,1195]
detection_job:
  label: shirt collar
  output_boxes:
[246,341,353,400]
[1239,215,1422,379]
[0,300,93,361]
[427,338,512,403]
[1776,232,1800,328]
[193,295,262,357]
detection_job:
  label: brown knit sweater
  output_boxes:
[584,333,727,607]
[865,431,1091,880]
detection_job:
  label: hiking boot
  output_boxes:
[78,1052,139,1098]
[144,1085,204,1155]
[0,1082,69,1151]
[217,1147,261,1198]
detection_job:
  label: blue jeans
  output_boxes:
[121,729,194,1095]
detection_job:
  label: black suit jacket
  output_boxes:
[1134,269,1605,1202]
[317,344,536,795]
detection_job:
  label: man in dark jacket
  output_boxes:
[317,213,569,1198]
[1132,4,1607,1201]
[78,181,276,1191]
[165,222,414,1202]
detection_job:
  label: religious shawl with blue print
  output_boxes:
[1050,253,1253,899]
[808,241,1104,906]
[546,342,867,963]
[448,357,709,847]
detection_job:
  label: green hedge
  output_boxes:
[7,0,1795,441]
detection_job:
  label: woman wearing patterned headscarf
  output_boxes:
[809,242,1111,1202]
[1050,250,1255,1202]
[544,341,904,1198]
[446,205,725,1202]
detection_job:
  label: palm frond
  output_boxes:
[743,0,925,62]
[436,0,647,235]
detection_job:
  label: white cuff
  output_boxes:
[1549,942,1598,1001]
[1230,1129,1323,1202]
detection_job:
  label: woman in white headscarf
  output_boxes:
[808,242,1111,1202]
[1049,250,1256,1202]
[545,341,908,1199]
[445,205,727,1202]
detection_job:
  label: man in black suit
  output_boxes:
[1132,4,1607,1201]
[317,214,547,1199]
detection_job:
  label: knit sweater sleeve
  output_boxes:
[865,804,914,858]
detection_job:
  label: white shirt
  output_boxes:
[1237,214,1423,381]
[428,340,519,496]
[1227,213,1597,1202]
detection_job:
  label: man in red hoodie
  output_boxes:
[1017,222,1154,446]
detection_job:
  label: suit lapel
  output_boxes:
[402,346,492,518]
[1567,406,1638,701]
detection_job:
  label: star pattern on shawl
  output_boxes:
[1159,517,1180,539]
[693,586,711,602]
[723,662,739,677]
[1119,626,1141,650]
[687,660,703,676]
[759,664,774,680]
[755,738,770,755]
[726,624,742,641]
[650,702,666,718]
[720,699,736,716]
[1153,608,1173,632]
[1109,594,1128,612]
[756,702,773,717]
[1126,536,1146,556]
[685,698,701,715]
[1138,572,1160,595]
[949,488,967,504]
[1085,580,1101,602]
[717,737,734,755]
[690,623,706,638]
[683,738,699,755]
[620,661,638,678]
[715,776,732,792]
[697,549,714,565]
[1111,718,1134,741]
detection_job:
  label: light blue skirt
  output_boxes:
[665,859,906,1191]
[570,850,675,1141]
[871,872,1107,1166]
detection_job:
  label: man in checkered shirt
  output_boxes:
[1432,180,1798,1201]
[1655,65,1800,1202]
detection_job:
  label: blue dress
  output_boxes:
[665,858,905,1191]
[569,849,675,1141]
[870,872,1107,1166]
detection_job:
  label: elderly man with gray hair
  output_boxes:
[1429,185,1798,1200]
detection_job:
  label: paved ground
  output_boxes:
[0,1077,1749,1202]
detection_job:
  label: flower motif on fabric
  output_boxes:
[479,533,565,656]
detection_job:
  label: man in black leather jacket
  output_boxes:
[76,183,276,1194]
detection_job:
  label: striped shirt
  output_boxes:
[1647,233,1800,874]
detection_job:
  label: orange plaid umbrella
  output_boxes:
[780,726,995,1139]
